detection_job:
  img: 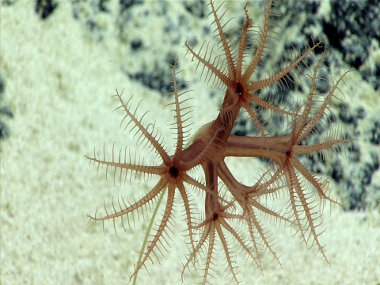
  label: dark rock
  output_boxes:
[362,63,380,91]
[35,0,58,20]
[323,0,380,69]
[127,59,187,95]
[0,75,12,142]
[346,151,379,210]
[119,0,143,12]
[370,120,380,145]
[98,0,110,13]
[331,161,344,183]
[0,121,10,141]
[0,75,4,97]
[339,103,357,126]
[130,39,142,51]
[184,0,206,18]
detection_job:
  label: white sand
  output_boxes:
[1,2,379,285]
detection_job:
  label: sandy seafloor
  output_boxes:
[1,1,380,285]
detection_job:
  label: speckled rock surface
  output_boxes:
[1,1,379,284]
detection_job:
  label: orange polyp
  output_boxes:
[87,1,350,284]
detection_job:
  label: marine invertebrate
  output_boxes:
[86,1,349,283]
